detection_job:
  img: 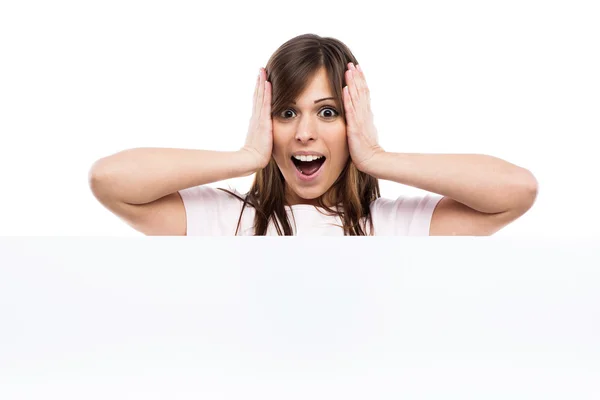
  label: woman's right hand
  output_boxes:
[241,67,273,170]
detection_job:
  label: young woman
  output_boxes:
[89,34,538,236]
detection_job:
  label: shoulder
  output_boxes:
[370,193,444,236]
[178,185,253,235]
[178,185,246,214]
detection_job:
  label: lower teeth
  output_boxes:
[298,168,314,175]
[294,160,325,176]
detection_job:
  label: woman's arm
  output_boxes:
[361,152,538,236]
[89,147,260,205]
[90,68,273,205]
[344,63,537,235]
[343,62,537,214]
[360,152,538,214]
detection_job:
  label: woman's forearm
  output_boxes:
[361,152,538,214]
[89,147,259,205]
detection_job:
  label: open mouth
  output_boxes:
[291,156,326,176]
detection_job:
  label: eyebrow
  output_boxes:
[291,97,336,105]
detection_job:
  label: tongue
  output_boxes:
[298,160,322,175]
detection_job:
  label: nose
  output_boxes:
[294,120,317,143]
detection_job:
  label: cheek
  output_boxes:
[332,129,349,155]
[271,130,285,157]
[271,130,293,170]
[324,131,349,173]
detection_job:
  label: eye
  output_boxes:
[279,107,339,120]
[319,107,339,119]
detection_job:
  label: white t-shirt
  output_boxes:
[178,185,443,236]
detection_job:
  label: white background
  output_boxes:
[1,237,599,399]
[1,2,599,397]
[0,0,598,237]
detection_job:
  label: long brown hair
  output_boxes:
[219,33,380,235]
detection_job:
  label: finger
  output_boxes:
[253,69,260,117]
[348,63,361,93]
[263,80,271,119]
[347,68,360,105]
[356,64,368,89]
[355,64,372,111]
[343,85,354,116]
[351,63,367,97]
[256,68,264,117]
[352,64,372,112]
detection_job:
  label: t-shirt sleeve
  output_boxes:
[178,185,245,236]
[370,193,444,236]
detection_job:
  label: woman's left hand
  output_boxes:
[343,63,385,172]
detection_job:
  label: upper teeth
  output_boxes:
[293,155,323,162]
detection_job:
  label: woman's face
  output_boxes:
[272,67,349,206]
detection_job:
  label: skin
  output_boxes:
[256,62,538,235]
[272,67,349,207]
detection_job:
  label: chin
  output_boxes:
[289,183,325,201]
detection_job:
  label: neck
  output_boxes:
[284,186,339,208]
